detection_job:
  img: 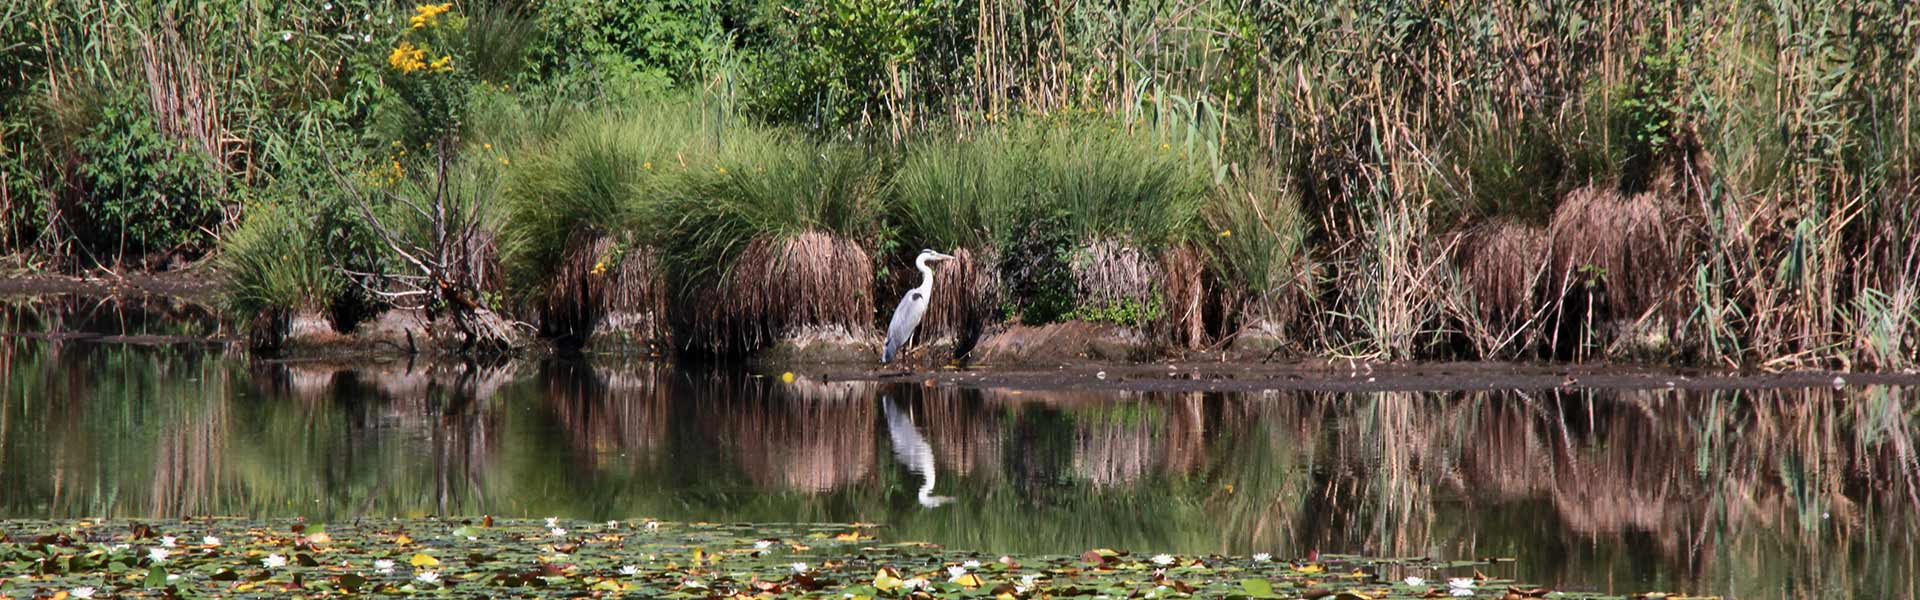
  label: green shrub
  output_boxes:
[71,90,224,257]
[531,0,753,86]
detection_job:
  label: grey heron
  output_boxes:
[882,249,956,365]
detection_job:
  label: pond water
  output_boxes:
[2,296,1916,599]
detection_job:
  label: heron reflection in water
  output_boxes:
[883,396,953,508]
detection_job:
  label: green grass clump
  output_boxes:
[893,120,1208,326]
[1204,166,1307,319]
[650,138,885,287]
[218,202,343,316]
[500,100,725,295]
[891,128,1029,253]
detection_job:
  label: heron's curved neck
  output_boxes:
[914,256,937,292]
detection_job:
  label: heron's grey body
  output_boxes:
[882,250,954,364]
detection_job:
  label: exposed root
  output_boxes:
[540,230,667,347]
[919,246,1003,358]
[1159,244,1209,350]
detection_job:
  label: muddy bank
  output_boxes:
[812,360,1920,394]
[0,268,221,300]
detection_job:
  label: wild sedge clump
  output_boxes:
[501,102,721,343]
[220,202,345,346]
[893,120,1207,341]
[651,141,885,354]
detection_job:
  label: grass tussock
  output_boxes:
[1457,219,1550,326]
[219,202,342,318]
[1548,184,1692,321]
[682,231,875,355]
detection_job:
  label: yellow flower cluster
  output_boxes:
[409,3,452,29]
[388,42,453,74]
[388,42,426,73]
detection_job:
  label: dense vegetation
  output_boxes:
[2,0,1915,366]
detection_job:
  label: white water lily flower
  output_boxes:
[1253,553,1272,562]
[903,577,930,591]
[374,559,395,574]
[645,521,661,530]
[545,517,560,528]
[682,579,707,589]
[1016,574,1040,592]
[550,527,567,537]
[161,536,177,547]
[620,565,639,576]
[753,540,775,550]
[110,544,130,553]
[1405,576,1426,586]
[416,571,440,584]
[1449,578,1475,589]
[263,554,288,568]
[166,574,181,582]
[606,520,619,529]
[203,536,221,547]
[1451,589,1474,597]
[1151,554,1175,566]
[946,566,967,579]
[71,587,96,599]
[962,560,981,569]
[148,548,171,563]
[790,562,809,573]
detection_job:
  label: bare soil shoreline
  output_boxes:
[7,271,1917,393]
[818,360,1920,393]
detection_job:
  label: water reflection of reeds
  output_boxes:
[3,340,1915,598]
[696,374,879,492]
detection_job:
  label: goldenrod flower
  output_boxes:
[409,2,452,29]
[429,55,453,73]
[388,42,426,73]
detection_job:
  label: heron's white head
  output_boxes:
[917,249,956,264]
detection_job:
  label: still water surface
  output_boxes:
[1,298,1916,599]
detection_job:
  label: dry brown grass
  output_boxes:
[1549,184,1691,321]
[538,230,667,345]
[1456,219,1550,326]
[679,231,874,354]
